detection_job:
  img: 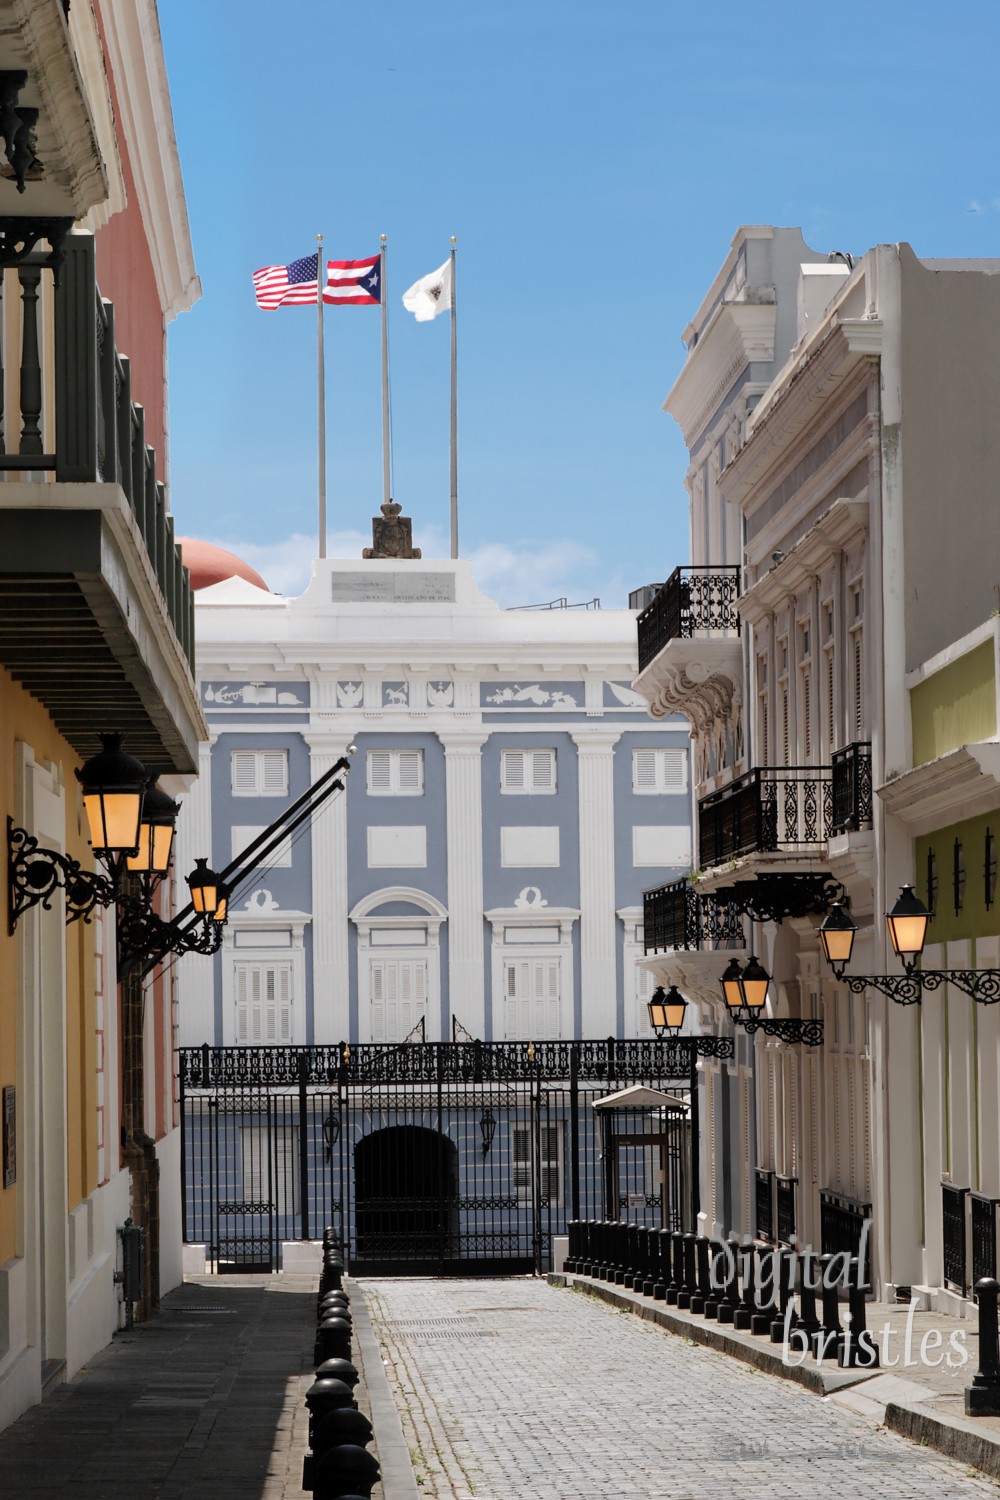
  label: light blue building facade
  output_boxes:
[175,555,695,1050]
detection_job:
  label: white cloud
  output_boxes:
[196,526,633,610]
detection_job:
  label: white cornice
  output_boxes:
[739,500,869,621]
[665,300,776,448]
[97,0,200,319]
[878,744,1000,834]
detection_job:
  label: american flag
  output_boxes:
[252,253,319,310]
[324,253,381,306]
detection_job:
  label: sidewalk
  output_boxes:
[550,1270,1000,1481]
[0,1274,408,1499]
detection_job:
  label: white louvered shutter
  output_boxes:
[633,748,659,792]
[531,750,556,792]
[231,751,258,794]
[397,750,423,792]
[502,750,526,791]
[261,751,288,794]
[367,750,393,793]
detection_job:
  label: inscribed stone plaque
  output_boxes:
[331,572,456,604]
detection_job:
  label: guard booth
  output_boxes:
[593,1084,694,1232]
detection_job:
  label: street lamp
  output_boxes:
[75,732,147,868]
[187,857,222,917]
[886,884,930,973]
[126,781,179,880]
[818,901,857,977]
[718,954,823,1045]
[647,984,689,1037]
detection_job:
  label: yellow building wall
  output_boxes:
[0,668,99,1269]
[910,640,997,768]
[915,808,1000,946]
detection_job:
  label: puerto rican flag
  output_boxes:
[324,254,381,306]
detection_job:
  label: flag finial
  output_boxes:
[380,233,386,245]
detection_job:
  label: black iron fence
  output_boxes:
[0,235,193,668]
[179,1040,699,1276]
[943,1182,970,1294]
[636,566,741,672]
[642,878,746,953]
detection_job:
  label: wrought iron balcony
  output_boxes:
[0,231,201,771]
[831,741,873,834]
[636,565,741,673]
[643,878,745,954]
[697,743,872,869]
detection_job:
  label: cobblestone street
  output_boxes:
[363,1277,1000,1500]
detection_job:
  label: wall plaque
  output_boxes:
[331,572,456,604]
[2,1085,14,1189]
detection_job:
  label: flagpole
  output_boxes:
[380,234,391,506]
[317,232,327,559]
[449,236,458,560]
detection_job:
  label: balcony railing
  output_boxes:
[831,741,873,833]
[775,1175,797,1247]
[820,1190,872,1288]
[755,1170,774,1242]
[698,743,872,869]
[0,233,193,671]
[943,1183,969,1295]
[636,566,741,673]
[642,878,745,953]
[972,1193,1000,1288]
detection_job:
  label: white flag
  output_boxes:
[402,257,452,321]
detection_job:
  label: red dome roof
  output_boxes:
[178,538,270,593]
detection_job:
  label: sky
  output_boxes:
[159,1,1000,608]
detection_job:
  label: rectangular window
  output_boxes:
[240,1125,298,1216]
[512,1122,562,1204]
[632,747,688,795]
[501,748,556,794]
[231,825,293,867]
[504,955,562,1038]
[367,748,424,796]
[369,956,429,1041]
[234,959,293,1043]
[851,629,863,738]
[231,749,288,797]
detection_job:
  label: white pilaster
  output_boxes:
[304,732,353,1041]
[174,738,216,1047]
[440,731,488,1039]
[571,730,621,1036]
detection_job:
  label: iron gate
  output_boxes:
[179,1039,701,1275]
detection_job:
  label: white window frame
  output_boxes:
[486,894,579,1041]
[220,892,310,1045]
[632,746,688,795]
[366,747,424,796]
[619,907,655,1036]
[230,748,289,798]
[241,1123,299,1216]
[350,886,446,1041]
[233,957,295,1044]
[500,747,557,795]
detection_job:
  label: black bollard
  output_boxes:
[717,1236,742,1325]
[839,1255,879,1368]
[313,1405,374,1455]
[652,1228,669,1301]
[665,1232,683,1306]
[677,1232,697,1310]
[703,1239,726,1319]
[795,1249,822,1350]
[315,1357,359,1387]
[814,1253,843,1362]
[769,1249,796,1344]
[966,1278,1000,1415]
[752,1248,777,1335]
[734,1243,756,1331]
[313,1442,381,1500]
[690,1236,711,1316]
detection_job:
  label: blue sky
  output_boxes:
[160,1,1000,606]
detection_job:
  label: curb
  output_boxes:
[350,1279,420,1500]
[550,1272,1000,1484]
[547,1272,870,1396]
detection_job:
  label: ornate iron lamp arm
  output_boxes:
[8,818,114,933]
[736,1015,825,1046]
